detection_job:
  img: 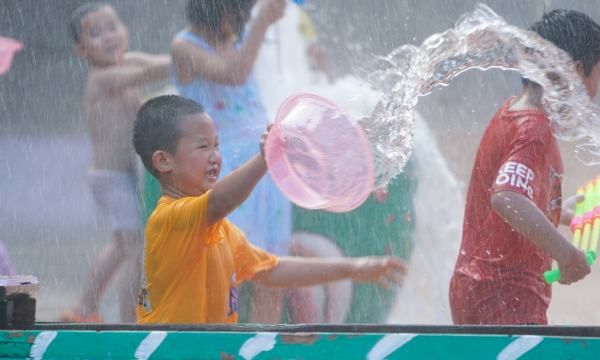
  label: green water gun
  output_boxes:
[544,177,600,284]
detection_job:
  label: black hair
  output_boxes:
[186,0,256,37]
[133,95,205,178]
[68,2,107,43]
[530,9,600,76]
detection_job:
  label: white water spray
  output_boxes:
[365,4,600,188]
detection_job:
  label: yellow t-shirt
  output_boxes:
[137,193,278,324]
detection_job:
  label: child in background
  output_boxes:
[171,0,292,323]
[450,9,600,325]
[62,3,170,322]
[253,1,416,324]
[133,95,407,324]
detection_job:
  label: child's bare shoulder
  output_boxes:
[171,36,189,47]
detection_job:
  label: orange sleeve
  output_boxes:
[227,224,278,284]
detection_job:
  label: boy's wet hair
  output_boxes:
[186,0,256,37]
[133,95,205,177]
[69,2,107,43]
[530,9,600,76]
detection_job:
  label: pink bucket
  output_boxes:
[265,93,375,213]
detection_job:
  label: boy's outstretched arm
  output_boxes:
[207,129,270,225]
[207,154,266,225]
[252,256,407,288]
[172,0,286,85]
[93,53,170,94]
[491,191,591,284]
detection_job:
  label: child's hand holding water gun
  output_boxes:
[491,188,591,285]
[544,177,600,284]
[554,244,592,284]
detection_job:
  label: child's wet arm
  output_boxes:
[94,55,170,93]
[252,256,407,287]
[252,257,359,287]
[128,53,171,81]
[491,191,575,262]
[492,190,591,284]
[206,154,267,225]
[171,20,269,85]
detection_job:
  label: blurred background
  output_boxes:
[1,0,599,324]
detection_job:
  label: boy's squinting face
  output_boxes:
[171,113,222,196]
[77,6,129,66]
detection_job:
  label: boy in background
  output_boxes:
[62,3,170,322]
[450,9,600,325]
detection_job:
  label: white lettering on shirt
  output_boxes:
[495,161,535,199]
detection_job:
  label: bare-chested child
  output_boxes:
[61,3,170,323]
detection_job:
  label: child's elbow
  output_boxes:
[490,192,504,208]
[221,62,253,85]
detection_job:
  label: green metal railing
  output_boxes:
[2,324,600,359]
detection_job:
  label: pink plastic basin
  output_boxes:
[265,93,375,213]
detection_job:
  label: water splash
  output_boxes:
[364,4,600,188]
[288,81,465,324]
[387,115,464,324]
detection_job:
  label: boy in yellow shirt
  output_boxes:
[133,95,407,324]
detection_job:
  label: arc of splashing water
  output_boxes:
[364,4,600,188]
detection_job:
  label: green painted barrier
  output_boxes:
[4,325,600,359]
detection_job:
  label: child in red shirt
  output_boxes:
[450,9,600,325]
